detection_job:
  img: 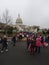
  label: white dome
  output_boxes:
[16,14,23,25]
[16,18,23,24]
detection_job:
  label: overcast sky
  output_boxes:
[0,0,49,28]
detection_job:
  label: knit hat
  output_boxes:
[4,35,7,38]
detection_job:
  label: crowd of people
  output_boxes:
[26,33,49,55]
[0,32,25,53]
[0,32,49,55]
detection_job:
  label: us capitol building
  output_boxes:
[14,14,39,33]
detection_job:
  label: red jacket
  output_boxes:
[36,37,42,47]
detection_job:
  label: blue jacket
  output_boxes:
[45,37,49,43]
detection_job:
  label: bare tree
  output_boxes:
[2,9,12,35]
[2,9,12,24]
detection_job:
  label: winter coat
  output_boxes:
[2,38,7,45]
[36,37,42,47]
[45,37,49,43]
[12,36,16,43]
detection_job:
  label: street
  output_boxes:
[0,41,49,65]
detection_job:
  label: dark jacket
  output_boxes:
[3,38,7,45]
[12,36,16,43]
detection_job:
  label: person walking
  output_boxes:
[12,35,16,46]
[1,35,8,53]
[28,35,35,55]
[35,35,42,53]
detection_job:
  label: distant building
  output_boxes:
[16,14,23,25]
[15,14,40,32]
[16,14,24,31]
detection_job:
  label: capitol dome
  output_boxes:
[16,14,23,25]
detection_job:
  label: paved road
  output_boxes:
[0,41,49,65]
